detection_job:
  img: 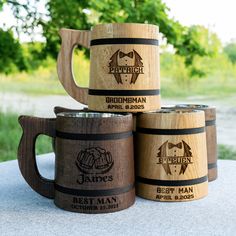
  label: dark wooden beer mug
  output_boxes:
[18,112,135,213]
[57,23,160,112]
[135,109,208,202]
[162,104,217,181]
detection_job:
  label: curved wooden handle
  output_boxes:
[18,116,56,199]
[57,28,90,105]
[54,106,89,115]
[54,106,77,114]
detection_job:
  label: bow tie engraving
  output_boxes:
[119,51,134,58]
[157,140,193,175]
[108,49,144,84]
[168,142,182,149]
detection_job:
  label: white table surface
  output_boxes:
[0,153,235,236]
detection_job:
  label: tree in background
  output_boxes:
[182,25,221,78]
[0,0,35,73]
[41,0,216,71]
[2,0,221,78]
[224,42,236,64]
[0,29,26,74]
[0,1,4,10]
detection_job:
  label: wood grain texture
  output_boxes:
[52,106,89,152]
[91,23,159,39]
[18,116,56,199]
[162,104,217,181]
[57,28,90,104]
[54,112,135,213]
[54,106,88,115]
[135,110,208,202]
[18,112,135,213]
[57,23,160,112]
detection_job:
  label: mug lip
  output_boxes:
[56,111,132,119]
[92,22,159,30]
[141,108,204,114]
[162,104,210,109]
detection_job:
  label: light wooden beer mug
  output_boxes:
[162,104,218,181]
[57,23,160,112]
[135,109,208,202]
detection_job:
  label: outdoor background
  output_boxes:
[0,0,236,162]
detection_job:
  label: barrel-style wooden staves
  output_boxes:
[54,112,135,213]
[18,112,135,213]
[135,109,208,202]
[57,23,161,112]
[163,104,217,181]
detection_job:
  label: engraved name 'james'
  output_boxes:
[76,147,113,185]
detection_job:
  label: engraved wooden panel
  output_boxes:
[89,23,160,112]
[54,113,135,213]
[135,110,208,202]
[162,104,217,181]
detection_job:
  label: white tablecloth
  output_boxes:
[0,154,235,236]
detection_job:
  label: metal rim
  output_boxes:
[57,112,129,118]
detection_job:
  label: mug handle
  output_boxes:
[18,116,56,199]
[57,28,91,105]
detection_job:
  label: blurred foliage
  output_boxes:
[161,45,236,89]
[224,42,236,64]
[179,25,221,78]
[1,49,236,98]
[1,110,235,162]
[4,0,42,38]
[1,0,221,78]
[0,29,26,73]
[0,50,89,95]
[218,144,236,160]
[0,1,4,10]
[0,33,54,73]
[21,42,51,71]
[0,112,52,162]
[41,0,219,70]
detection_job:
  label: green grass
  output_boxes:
[1,49,236,99]
[218,144,236,160]
[0,76,65,96]
[161,76,236,99]
[0,50,89,96]
[1,72,236,99]
[1,51,236,162]
[0,112,236,162]
[0,112,52,162]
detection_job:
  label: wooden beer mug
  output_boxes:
[135,109,208,202]
[18,112,135,213]
[162,104,218,181]
[57,23,160,112]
